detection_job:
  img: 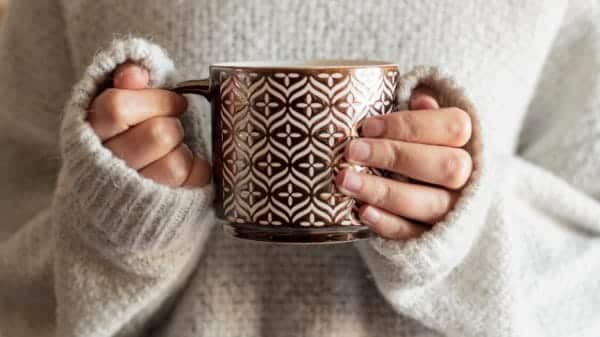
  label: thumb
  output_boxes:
[113,63,150,89]
[410,86,440,110]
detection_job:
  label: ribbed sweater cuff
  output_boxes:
[356,66,493,287]
[52,37,214,275]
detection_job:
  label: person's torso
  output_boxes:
[62,0,567,154]
[60,1,567,336]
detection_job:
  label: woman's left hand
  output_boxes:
[336,88,473,240]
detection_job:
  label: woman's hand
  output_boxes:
[337,88,473,240]
[87,63,211,187]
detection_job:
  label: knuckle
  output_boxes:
[165,153,191,183]
[447,108,472,145]
[399,112,423,141]
[157,91,173,108]
[389,221,413,240]
[442,149,472,188]
[371,180,392,207]
[387,143,409,171]
[427,192,452,221]
[147,118,184,149]
[98,88,128,124]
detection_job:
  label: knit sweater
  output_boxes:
[1,1,600,336]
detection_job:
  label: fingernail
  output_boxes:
[341,170,362,193]
[411,95,439,110]
[347,140,371,162]
[361,118,385,137]
[116,64,139,79]
[114,68,126,79]
[361,206,381,224]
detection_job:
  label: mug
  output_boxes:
[172,61,400,244]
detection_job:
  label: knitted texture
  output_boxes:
[356,66,492,287]
[1,1,600,337]
[53,37,215,276]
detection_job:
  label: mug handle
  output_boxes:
[171,79,211,100]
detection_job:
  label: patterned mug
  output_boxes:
[173,61,400,244]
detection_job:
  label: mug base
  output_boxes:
[223,223,374,245]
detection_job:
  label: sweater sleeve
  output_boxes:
[355,2,600,336]
[0,2,215,336]
[51,37,216,337]
[54,37,215,276]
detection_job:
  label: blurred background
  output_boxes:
[0,0,7,25]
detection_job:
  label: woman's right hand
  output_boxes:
[87,63,211,188]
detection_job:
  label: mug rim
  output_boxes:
[210,59,397,70]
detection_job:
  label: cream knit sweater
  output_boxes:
[1,1,600,337]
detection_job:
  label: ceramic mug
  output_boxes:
[172,61,400,244]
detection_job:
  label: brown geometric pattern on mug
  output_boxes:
[219,68,399,227]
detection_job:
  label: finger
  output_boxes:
[182,156,212,188]
[88,88,187,141]
[360,107,472,147]
[113,63,150,90]
[139,143,194,187]
[336,169,459,224]
[410,86,439,110]
[358,205,429,240]
[104,117,184,170]
[345,139,472,189]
